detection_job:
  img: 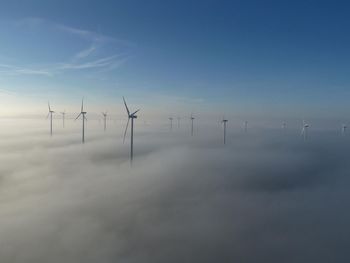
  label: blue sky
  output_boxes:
[0,0,350,118]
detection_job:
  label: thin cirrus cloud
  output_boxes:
[0,17,134,77]
[0,63,53,77]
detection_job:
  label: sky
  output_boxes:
[1,2,350,261]
[0,0,350,119]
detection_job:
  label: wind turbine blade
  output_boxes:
[131,109,140,115]
[46,112,50,119]
[123,97,130,116]
[48,101,51,111]
[123,118,130,144]
[75,113,82,120]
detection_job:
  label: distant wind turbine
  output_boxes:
[244,121,248,133]
[301,120,309,140]
[190,114,195,136]
[342,124,347,136]
[102,111,108,131]
[169,117,173,131]
[60,110,66,128]
[47,102,55,136]
[222,117,228,144]
[123,97,140,165]
[282,122,286,133]
[75,98,87,143]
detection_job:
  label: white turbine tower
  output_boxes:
[47,102,55,136]
[169,117,173,131]
[123,97,140,165]
[190,114,195,136]
[342,124,347,136]
[301,120,309,140]
[222,117,228,144]
[60,110,66,128]
[102,111,108,131]
[75,98,87,143]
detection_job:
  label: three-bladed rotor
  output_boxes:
[123,97,139,144]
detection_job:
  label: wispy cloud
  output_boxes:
[0,64,53,77]
[74,45,97,60]
[0,18,134,77]
[58,55,126,70]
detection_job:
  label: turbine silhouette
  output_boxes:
[222,117,228,144]
[60,110,66,128]
[190,114,195,136]
[301,120,309,141]
[47,102,55,136]
[342,124,347,136]
[282,122,286,133]
[75,98,87,143]
[102,111,108,131]
[169,117,173,131]
[244,121,248,133]
[123,97,140,165]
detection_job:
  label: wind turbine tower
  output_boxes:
[301,120,309,141]
[123,97,140,165]
[75,98,87,143]
[244,121,248,133]
[190,114,195,136]
[222,117,228,144]
[102,111,108,131]
[61,110,66,128]
[47,102,55,136]
[169,117,173,131]
[342,124,347,136]
[282,122,286,133]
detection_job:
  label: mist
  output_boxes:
[0,118,349,263]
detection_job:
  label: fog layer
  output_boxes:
[0,119,349,263]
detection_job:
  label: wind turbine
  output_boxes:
[342,124,347,136]
[169,117,173,131]
[301,120,309,140]
[75,98,87,143]
[282,122,286,133]
[244,121,248,133]
[222,117,228,144]
[102,111,108,131]
[47,102,55,136]
[190,114,195,136]
[123,97,140,165]
[60,110,66,128]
